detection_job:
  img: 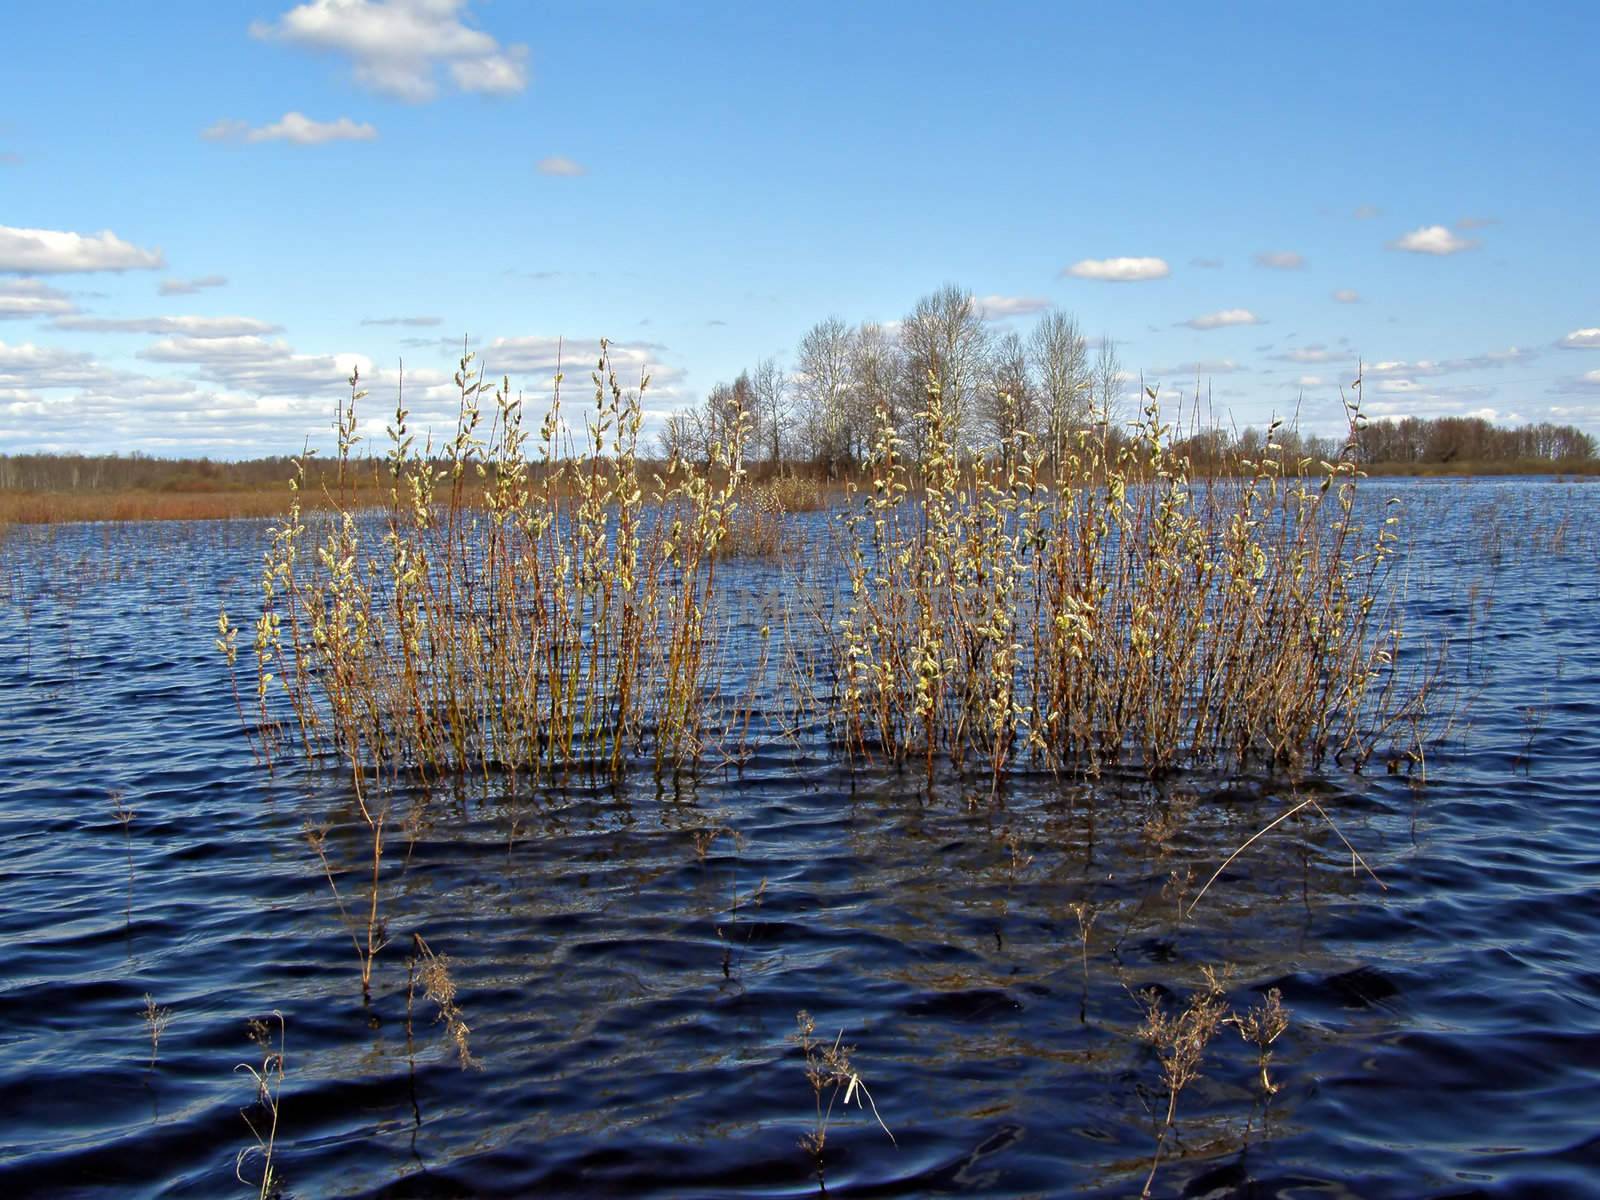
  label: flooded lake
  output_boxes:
[2,477,1598,1198]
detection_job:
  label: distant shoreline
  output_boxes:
[1,459,1593,526]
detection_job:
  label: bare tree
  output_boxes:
[1029,309,1089,469]
[656,410,696,461]
[1092,337,1125,426]
[794,316,855,474]
[751,357,790,469]
[851,322,901,460]
[984,329,1034,465]
[898,284,990,460]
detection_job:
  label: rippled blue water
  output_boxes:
[1,477,1597,1198]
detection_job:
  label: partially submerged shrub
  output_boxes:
[228,342,750,789]
[832,375,1424,786]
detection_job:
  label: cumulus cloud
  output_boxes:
[252,0,530,102]
[1559,328,1600,350]
[362,315,443,327]
[536,156,586,177]
[202,112,377,145]
[1389,225,1477,255]
[1331,289,1362,303]
[1063,256,1170,282]
[0,280,78,320]
[977,294,1051,321]
[1253,250,1305,270]
[0,225,164,274]
[160,274,228,296]
[53,314,283,338]
[1182,308,1261,331]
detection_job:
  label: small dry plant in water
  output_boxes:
[1135,967,1292,1196]
[1230,987,1290,1095]
[795,1010,895,1183]
[304,819,388,1002]
[236,1012,286,1200]
[406,932,477,1069]
[141,993,171,1068]
[1137,977,1229,1197]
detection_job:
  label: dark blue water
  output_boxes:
[1,478,1597,1198]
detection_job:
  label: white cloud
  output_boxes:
[140,334,371,395]
[1559,328,1600,350]
[1147,359,1248,376]
[362,315,443,327]
[478,335,688,410]
[1552,369,1600,393]
[1272,345,1345,364]
[202,112,377,145]
[0,225,164,274]
[1389,225,1477,255]
[1331,289,1362,303]
[977,294,1051,321]
[1063,256,1170,282]
[1183,308,1260,330]
[1367,347,1535,377]
[160,274,228,296]
[536,155,586,177]
[0,280,77,320]
[53,315,283,337]
[1253,250,1305,270]
[0,339,128,390]
[253,0,530,102]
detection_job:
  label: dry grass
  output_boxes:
[0,488,299,525]
[237,1012,287,1199]
[407,932,477,1069]
[141,993,172,1069]
[795,1010,895,1182]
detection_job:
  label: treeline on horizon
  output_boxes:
[1,284,1594,493]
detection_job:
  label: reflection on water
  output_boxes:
[1,478,1598,1197]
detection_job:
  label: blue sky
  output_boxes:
[2,0,1597,456]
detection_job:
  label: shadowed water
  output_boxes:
[1,477,1597,1198]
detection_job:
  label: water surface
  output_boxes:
[2,477,1598,1197]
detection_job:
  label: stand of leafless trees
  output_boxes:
[661,284,1128,476]
[661,284,1595,477]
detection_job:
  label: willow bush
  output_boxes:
[831,378,1420,788]
[227,343,749,794]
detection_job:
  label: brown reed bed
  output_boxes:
[0,488,304,525]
